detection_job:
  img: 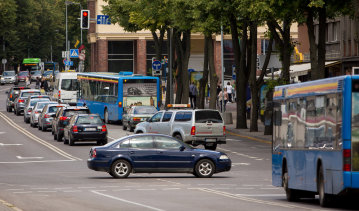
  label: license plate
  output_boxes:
[84,128,97,131]
[206,138,216,142]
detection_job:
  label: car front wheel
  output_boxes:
[195,159,215,178]
[110,159,131,178]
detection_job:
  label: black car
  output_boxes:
[87,134,231,178]
[63,114,108,146]
[5,86,30,112]
[52,106,90,142]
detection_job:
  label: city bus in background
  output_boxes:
[77,72,160,124]
[272,75,359,207]
[22,58,41,73]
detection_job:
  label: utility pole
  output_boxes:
[221,25,225,116]
[169,28,173,104]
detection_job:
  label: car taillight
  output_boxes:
[10,94,12,98]
[58,90,61,98]
[133,117,141,121]
[343,149,351,171]
[101,125,107,132]
[223,126,226,136]
[191,126,196,136]
[44,114,50,118]
[19,99,24,103]
[91,149,96,158]
[60,116,67,121]
[72,125,78,133]
[28,108,32,112]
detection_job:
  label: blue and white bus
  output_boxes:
[272,75,359,207]
[77,72,160,123]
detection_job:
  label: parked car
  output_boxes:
[122,106,158,132]
[52,106,90,142]
[87,134,231,178]
[23,95,51,124]
[63,114,108,146]
[134,108,226,150]
[13,89,41,115]
[29,101,57,127]
[17,71,29,83]
[30,70,42,82]
[1,70,17,85]
[38,103,67,131]
[6,86,30,112]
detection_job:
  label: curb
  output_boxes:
[0,199,23,211]
[226,129,272,145]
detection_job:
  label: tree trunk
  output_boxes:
[165,28,174,106]
[237,20,248,129]
[208,36,218,109]
[317,6,326,79]
[282,18,291,84]
[306,9,319,80]
[229,14,247,129]
[151,28,166,107]
[175,31,183,104]
[180,30,191,104]
[264,89,273,135]
[249,22,258,132]
[198,35,210,109]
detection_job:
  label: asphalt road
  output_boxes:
[0,84,357,211]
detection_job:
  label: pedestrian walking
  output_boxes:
[218,88,228,112]
[25,76,30,87]
[35,77,40,89]
[189,81,198,108]
[226,82,233,103]
[44,79,49,93]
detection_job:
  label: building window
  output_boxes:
[332,22,339,41]
[146,41,168,75]
[223,40,235,78]
[108,41,134,73]
[261,39,277,54]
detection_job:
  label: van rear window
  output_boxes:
[195,110,223,123]
[61,79,78,91]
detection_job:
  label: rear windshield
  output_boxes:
[30,98,50,106]
[48,106,62,113]
[36,103,50,110]
[134,107,157,114]
[63,109,90,117]
[3,71,15,76]
[21,92,41,97]
[195,110,223,123]
[19,72,29,76]
[76,116,103,124]
[61,79,78,91]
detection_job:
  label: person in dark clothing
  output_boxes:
[35,77,40,89]
[44,80,49,93]
[189,81,198,108]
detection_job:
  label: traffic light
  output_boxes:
[81,10,90,29]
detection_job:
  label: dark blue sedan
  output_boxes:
[87,134,231,178]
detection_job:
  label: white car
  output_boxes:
[1,70,17,85]
[135,109,226,150]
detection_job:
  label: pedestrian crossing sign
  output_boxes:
[70,49,79,58]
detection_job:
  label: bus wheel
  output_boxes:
[283,170,298,201]
[104,109,109,124]
[318,166,331,207]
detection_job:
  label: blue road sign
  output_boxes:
[152,60,162,70]
[70,49,79,58]
[65,61,73,66]
[97,15,111,25]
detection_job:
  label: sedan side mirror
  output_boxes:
[179,146,186,151]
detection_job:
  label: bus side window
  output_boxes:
[274,110,282,126]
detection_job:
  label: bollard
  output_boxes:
[223,112,233,125]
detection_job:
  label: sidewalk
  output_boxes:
[0,199,22,211]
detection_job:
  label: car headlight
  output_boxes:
[219,155,229,160]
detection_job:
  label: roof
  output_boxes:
[273,61,340,77]
[77,72,158,81]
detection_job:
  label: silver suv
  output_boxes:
[134,109,226,150]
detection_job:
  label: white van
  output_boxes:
[53,72,78,103]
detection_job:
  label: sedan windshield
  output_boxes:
[134,106,157,114]
[19,72,29,76]
[3,71,15,76]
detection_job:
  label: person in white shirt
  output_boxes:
[226,82,233,103]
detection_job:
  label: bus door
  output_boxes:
[272,101,283,187]
[351,80,359,187]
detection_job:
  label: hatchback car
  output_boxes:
[52,106,90,142]
[29,101,57,127]
[64,114,108,146]
[30,70,41,82]
[23,95,51,124]
[1,70,17,85]
[38,104,66,131]
[13,89,41,115]
[5,86,30,112]
[87,134,231,178]
[17,71,29,82]
[122,106,158,132]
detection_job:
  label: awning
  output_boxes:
[273,61,340,77]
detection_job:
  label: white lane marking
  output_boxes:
[16,156,43,160]
[162,188,180,190]
[108,136,116,140]
[13,191,33,194]
[156,179,182,185]
[54,187,72,190]
[0,112,81,161]
[63,190,82,193]
[236,194,286,197]
[92,190,165,211]
[6,189,24,191]
[0,132,6,135]
[136,189,156,191]
[30,188,48,190]
[235,188,254,190]
[260,188,280,190]
[232,163,250,166]
[78,187,96,189]
[0,143,22,146]
[243,185,263,187]
[196,188,320,210]
[37,191,57,193]
[103,186,122,188]
[113,189,131,191]
[0,160,76,164]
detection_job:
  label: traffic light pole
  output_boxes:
[65,3,68,71]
